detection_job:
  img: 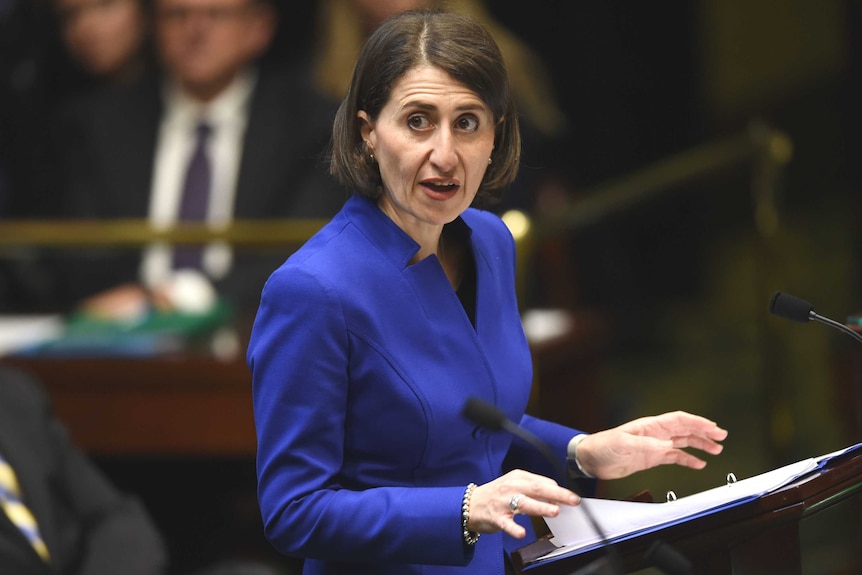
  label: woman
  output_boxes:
[248,10,727,574]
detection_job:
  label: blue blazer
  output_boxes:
[249,195,583,574]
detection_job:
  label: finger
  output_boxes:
[664,449,708,470]
[655,412,728,438]
[514,496,563,519]
[501,518,527,539]
[679,420,728,442]
[506,472,580,507]
[631,435,675,454]
[673,434,725,455]
[526,486,580,508]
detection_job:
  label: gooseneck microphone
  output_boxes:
[462,398,626,575]
[769,292,862,344]
[463,398,693,574]
[462,398,566,482]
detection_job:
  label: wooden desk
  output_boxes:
[0,308,610,457]
[0,312,610,573]
[1,355,257,456]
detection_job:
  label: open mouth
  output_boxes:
[421,180,460,197]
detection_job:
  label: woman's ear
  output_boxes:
[358,110,374,147]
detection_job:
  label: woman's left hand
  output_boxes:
[575,411,728,480]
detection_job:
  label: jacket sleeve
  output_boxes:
[248,265,474,566]
[502,414,598,497]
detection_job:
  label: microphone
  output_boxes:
[769,292,862,344]
[462,398,565,481]
[462,397,693,574]
[462,397,623,574]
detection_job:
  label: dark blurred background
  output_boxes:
[4,0,862,573]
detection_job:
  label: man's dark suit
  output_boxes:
[56,59,347,313]
[0,367,167,575]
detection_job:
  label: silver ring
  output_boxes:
[509,493,524,513]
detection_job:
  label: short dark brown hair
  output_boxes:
[330,10,520,204]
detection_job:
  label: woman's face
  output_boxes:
[359,65,496,242]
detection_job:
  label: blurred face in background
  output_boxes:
[155,0,274,101]
[56,0,147,82]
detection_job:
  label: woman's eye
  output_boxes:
[407,115,430,129]
[457,116,480,132]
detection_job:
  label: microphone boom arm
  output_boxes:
[810,312,862,345]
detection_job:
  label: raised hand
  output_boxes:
[576,411,728,480]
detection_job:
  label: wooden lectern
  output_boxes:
[513,448,862,574]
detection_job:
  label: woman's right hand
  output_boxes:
[467,470,580,539]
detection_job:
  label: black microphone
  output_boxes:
[462,397,623,575]
[769,292,862,344]
[462,398,564,481]
[463,397,693,574]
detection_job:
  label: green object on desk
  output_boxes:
[20,301,232,357]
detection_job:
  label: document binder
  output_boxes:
[527,442,862,567]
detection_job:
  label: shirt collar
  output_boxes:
[162,67,257,131]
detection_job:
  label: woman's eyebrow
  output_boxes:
[400,100,489,114]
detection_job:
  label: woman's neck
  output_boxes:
[437,228,464,291]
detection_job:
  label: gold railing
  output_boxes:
[0,219,329,247]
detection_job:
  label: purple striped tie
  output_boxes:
[173,121,212,270]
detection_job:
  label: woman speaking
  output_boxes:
[248,10,727,574]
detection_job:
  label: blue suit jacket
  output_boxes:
[248,195,583,574]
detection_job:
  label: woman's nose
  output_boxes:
[429,129,458,172]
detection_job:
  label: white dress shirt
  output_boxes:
[141,69,257,290]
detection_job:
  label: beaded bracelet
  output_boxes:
[461,483,480,545]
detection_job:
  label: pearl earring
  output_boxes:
[369,153,375,163]
[488,157,493,165]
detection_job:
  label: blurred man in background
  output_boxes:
[57,0,343,320]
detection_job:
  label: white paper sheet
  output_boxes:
[541,457,821,561]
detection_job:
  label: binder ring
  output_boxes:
[726,472,737,485]
[666,490,677,502]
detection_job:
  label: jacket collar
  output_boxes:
[340,195,473,270]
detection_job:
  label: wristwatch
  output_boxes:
[566,433,594,479]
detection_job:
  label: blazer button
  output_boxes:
[471,426,486,439]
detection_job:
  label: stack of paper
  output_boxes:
[540,444,862,562]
